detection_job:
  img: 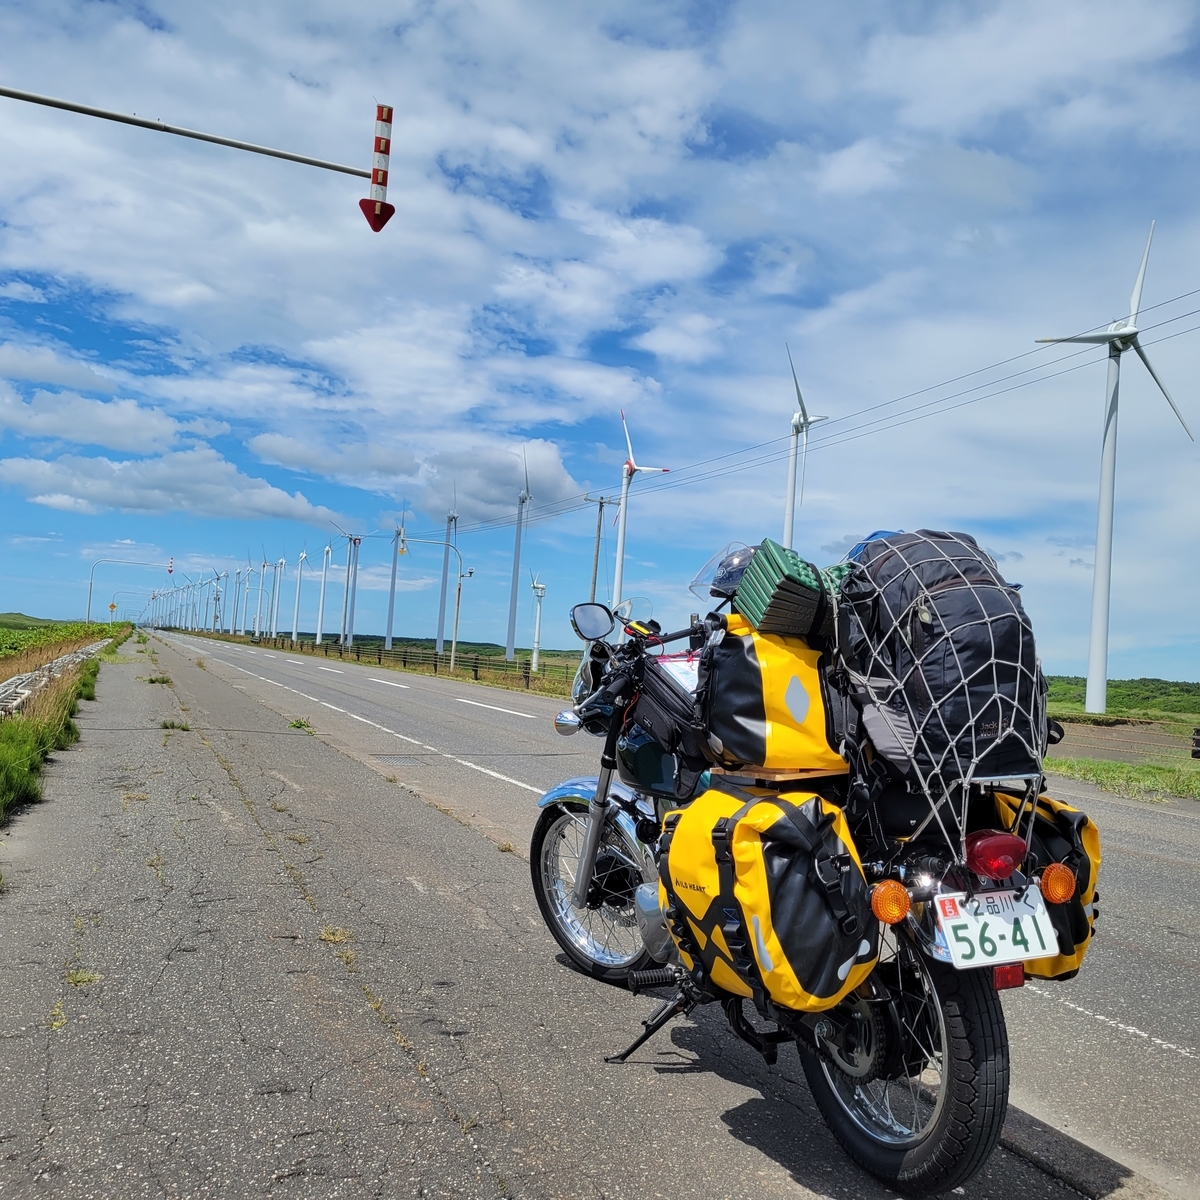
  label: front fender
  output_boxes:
[537,776,655,876]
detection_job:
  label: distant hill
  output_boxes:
[0,612,66,629]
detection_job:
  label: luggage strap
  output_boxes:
[714,781,861,939]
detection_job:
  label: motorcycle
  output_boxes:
[530,574,1084,1197]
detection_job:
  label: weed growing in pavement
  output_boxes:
[161,720,189,731]
[121,791,149,812]
[136,634,148,645]
[319,925,353,944]
[46,999,65,1031]
[196,657,206,670]
[66,968,101,987]
[288,717,314,733]
[269,800,289,812]
[146,853,167,884]
[498,841,516,853]
[287,832,309,845]
[145,675,172,685]
[336,949,356,970]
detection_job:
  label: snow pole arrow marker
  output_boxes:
[359,105,395,232]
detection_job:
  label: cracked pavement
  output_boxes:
[0,638,1183,1198]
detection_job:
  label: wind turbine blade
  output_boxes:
[1036,334,1121,344]
[620,409,636,465]
[1132,337,1194,440]
[786,344,809,424]
[1129,220,1155,324]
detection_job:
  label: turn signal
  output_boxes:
[1040,862,1077,904]
[965,830,1027,881]
[871,879,911,925]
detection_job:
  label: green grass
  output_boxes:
[161,720,189,731]
[1047,675,1200,725]
[1048,756,1200,802]
[0,663,92,822]
[0,620,110,658]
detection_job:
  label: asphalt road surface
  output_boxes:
[0,632,1194,1198]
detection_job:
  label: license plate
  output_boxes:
[934,886,1056,969]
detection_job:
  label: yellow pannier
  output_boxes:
[995,791,1101,981]
[659,785,878,1013]
[699,613,848,778]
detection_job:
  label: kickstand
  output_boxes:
[605,991,692,1064]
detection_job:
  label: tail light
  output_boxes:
[994,963,1025,990]
[1040,861,1077,904]
[965,830,1027,881]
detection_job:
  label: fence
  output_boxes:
[181,630,577,698]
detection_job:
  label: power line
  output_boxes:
[413,288,1200,538]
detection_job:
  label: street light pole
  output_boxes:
[87,558,170,622]
[385,527,401,651]
[451,567,474,673]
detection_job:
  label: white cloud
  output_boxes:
[0,280,45,302]
[632,313,724,363]
[0,446,341,524]
[0,384,225,451]
[0,344,119,393]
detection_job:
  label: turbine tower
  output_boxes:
[782,345,827,550]
[612,410,668,613]
[1038,221,1193,713]
[436,495,458,655]
[505,452,532,662]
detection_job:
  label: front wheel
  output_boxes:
[530,802,655,983]
[799,935,1009,1196]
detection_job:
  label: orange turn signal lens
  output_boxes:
[871,879,911,925]
[1040,862,1077,905]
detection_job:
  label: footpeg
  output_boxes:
[629,967,677,993]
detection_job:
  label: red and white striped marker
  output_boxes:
[359,104,396,232]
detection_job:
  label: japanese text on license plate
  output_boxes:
[934,886,1055,969]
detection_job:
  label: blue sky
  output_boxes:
[1,0,1198,675]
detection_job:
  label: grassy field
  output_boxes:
[1046,675,1200,725]
[0,619,112,687]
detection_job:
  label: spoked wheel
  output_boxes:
[799,929,1009,1196]
[530,802,654,983]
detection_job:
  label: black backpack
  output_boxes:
[837,531,1046,787]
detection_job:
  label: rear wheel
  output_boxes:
[530,802,654,983]
[799,933,1009,1196]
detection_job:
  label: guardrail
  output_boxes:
[177,630,578,698]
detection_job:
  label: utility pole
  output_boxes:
[435,506,457,655]
[585,495,615,604]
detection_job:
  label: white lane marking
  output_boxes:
[455,698,537,719]
[317,666,343,673]
[206,655,543,794]
[369,678,410,689]
[1025,983,1198,1060]
[287,659,304,665]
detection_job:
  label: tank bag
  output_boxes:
[699,613,848,777]
[659,785,877,1014]
[995,791,1101,980]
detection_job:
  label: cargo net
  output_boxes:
[839,530,1046,838]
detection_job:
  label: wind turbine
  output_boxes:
[505,451,532,662]
[530,571,546,673]
[612,410,668,613]
[1038,221,1193,713]
[782,345,828,550]
[291,548,307,645]
[315,543,331,644]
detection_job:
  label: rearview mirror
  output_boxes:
[570,602,615,642]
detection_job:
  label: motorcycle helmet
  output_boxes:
[689,542,757,602]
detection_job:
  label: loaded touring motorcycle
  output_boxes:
[530,531,1100,1196]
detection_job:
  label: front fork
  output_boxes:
[570,702,625,909]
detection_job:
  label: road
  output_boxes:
[0,631,1193,1198]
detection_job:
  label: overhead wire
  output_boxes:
[411,285,1200,538]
